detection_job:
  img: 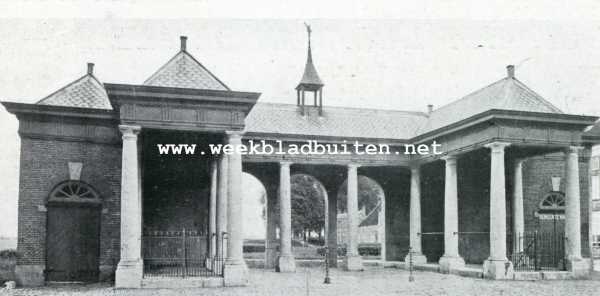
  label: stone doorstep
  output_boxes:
[540,271,574,280]
[513,272,543,281]
[141,277,224,288]
[454,266,484,278]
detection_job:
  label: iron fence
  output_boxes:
[142,229,226,277]
[510,231,566,271]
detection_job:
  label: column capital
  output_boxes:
[565,146,584,154]
[225,130,244,138]
[410,165,421,174]
[118,125,141,137]
[347,163,361,169]
[484,141,511,152]
[279,161,293,167]
[441,154,457,163]
[514,158,525,166]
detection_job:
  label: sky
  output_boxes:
[1,1,600,238]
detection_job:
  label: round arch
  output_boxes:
[45,180,102,282]
[241,172,268,240]
[336,175,386,258]
[290,173,329,245]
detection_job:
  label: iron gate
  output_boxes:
[511,231,566,271]
[142,229,226,277]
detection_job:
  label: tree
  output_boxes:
[271,174,327,243]
[291,175,326,241]
[337,176,384,224]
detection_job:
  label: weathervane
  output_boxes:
[304,22,312,46]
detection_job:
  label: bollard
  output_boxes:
[324,246,331,284]
[5,281,16,289]
[408,247,414,282]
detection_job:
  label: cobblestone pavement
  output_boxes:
[2,267,599,296]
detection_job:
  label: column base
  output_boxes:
[567,257,591,278]
[438,255,464,274]
[344,255,364,271]
[483,259,513,280]
[276,255,296,273]
[265,247,278,269]
[15,264,45,287]
[404,252,427,265]
[223,260,249,286]
[115,259,143,288]
[205,257,214,271]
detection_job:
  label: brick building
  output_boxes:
[2,33,600,288]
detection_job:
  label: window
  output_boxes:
[48,180,101,204]
[539,192,565,211]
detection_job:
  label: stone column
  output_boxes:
[406,166,427,264]
[345,163,363,270]
[115,125,143,288]
[564,146,589,276]
[438,155,465,273]
[379,193,386,262]
[223,131,248,286]
[209,160,218,258]
[265,187,278,269]
[277,161,296,272]
[512,159,525,253]
[327,189,338,268]
[216,154,228,259]
[483,142,513,279]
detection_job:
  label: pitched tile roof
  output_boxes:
[144,51,229,91]
[245,103,427,139]
[36,73,112,110]
[420,76,563,133]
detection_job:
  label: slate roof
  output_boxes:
[245,103,427,139]
[420,76,563,133]
[144,50,229,91]
[36,73,112,110]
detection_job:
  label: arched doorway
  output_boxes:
[46,180,101,282]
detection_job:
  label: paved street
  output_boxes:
[2,267,599,296]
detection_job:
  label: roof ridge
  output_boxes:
[255,102,428,116]
[182,51,230,91]
[36,74,90,104]
[512,78,563,113]
[429,77,508,116]
[143,50,230,90]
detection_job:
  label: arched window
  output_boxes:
[538,192,565,212]
[48,180,101,205]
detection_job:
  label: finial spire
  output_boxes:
[296,23,323,88]
[296,23,324,116]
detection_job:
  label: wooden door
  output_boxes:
[46,204,100,282]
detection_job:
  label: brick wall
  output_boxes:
[522,152,591,257]
[17,132,121,271]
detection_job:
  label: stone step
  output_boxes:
[141,276,223,288]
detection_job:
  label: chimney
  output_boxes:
[506,65,515,78]
[427,104,434,114]
[180,36,188,51]
[87,63,94,75]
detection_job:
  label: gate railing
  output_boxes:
[142,229,226,277]
[510,231,566,271]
